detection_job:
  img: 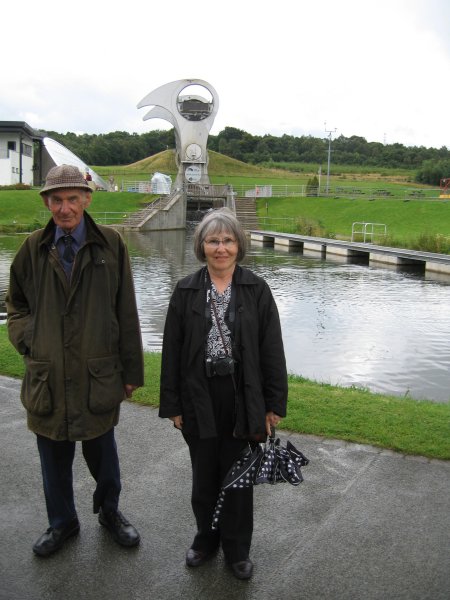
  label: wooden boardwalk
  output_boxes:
[249,230,450,277]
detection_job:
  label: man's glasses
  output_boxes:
[203,237,237,248]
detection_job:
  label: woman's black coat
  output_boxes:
[159,265,288,439]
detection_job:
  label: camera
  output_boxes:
[205,356,235,377]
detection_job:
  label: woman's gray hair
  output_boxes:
[193,207,247,263]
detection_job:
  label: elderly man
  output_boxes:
[6,165,144,556]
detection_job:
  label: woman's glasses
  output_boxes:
[203,237,237,248]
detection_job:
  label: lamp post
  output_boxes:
[324,123,337,195]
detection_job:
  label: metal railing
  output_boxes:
[234,185,306,197]
[112,181,444,201]
[119,180,171,194]
[39,211,128,224]
[184,183,232,197]
[351,222,387,243]
[232,184,443,201]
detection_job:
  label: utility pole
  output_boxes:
[324,122,337,195]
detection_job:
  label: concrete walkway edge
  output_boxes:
[1,375,449,600]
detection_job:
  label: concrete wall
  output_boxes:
[141,194,186,231]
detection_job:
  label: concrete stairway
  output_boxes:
[122,203,156,228]
[235,197,259,231]
[121,193,259,231]
[122,194,174,230]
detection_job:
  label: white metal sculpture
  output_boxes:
[137,79,219,187]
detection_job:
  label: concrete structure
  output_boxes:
[250,231,450,277]
[0,121,45,186]
[119,190,186,231]
[121,185,237,231]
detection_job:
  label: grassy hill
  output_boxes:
[258,196,450,251]
[93,149,424,182]
[94,149,294,180]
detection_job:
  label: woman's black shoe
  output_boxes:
[229,558,253,580]
[186,548,216,567]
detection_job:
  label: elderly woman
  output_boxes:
[159,207,287,580]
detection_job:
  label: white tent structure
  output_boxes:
[42,137,108,191]
[151,172,172,194]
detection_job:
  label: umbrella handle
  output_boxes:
[270,426,276,440]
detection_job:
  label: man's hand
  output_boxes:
[124,384,139,399]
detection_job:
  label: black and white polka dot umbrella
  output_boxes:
[212,434,309,530]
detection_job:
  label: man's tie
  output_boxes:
[62,235,75,263]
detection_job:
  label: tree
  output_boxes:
[306,175,319,196]
[415,159,450,185]
[41,128,450,169]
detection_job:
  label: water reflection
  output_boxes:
[128,229,193,349]
[1,230,449,403]
[122,230,450,403]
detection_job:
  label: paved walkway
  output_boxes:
[1,374,449,600]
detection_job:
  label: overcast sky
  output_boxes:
[2,0,449,149]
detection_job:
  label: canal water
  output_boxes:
[1,228,449,403]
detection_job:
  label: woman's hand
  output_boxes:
[170,415,183,430]
[266,411,282,435]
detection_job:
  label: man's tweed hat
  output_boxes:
[40,164,92,195]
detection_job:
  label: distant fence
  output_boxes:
[233,184,443,201]
[39,211,128,224]
[184,183,232,197]
[94,179,445,201]
[119,180,172,194]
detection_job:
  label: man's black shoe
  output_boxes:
[98,508,140,547]
[186,548,216,567]
[229,558,254,580]
[32,518,80,557]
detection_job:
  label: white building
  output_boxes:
[0,121,45,186]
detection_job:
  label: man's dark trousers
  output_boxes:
[36,428,121,528]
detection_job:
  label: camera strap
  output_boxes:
[211,299,231,358]
[211,299,237,394]
[204,268,236,331]
[204,268,238,391]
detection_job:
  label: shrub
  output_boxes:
[412,233,450,254]
[0,183,32,191]
[382,233,450,254]
[294,217,335,238]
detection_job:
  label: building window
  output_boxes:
[8,141,16,154]
[22,143,32,157]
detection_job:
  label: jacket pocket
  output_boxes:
[21,358,53,416]
[87,355,124,414]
